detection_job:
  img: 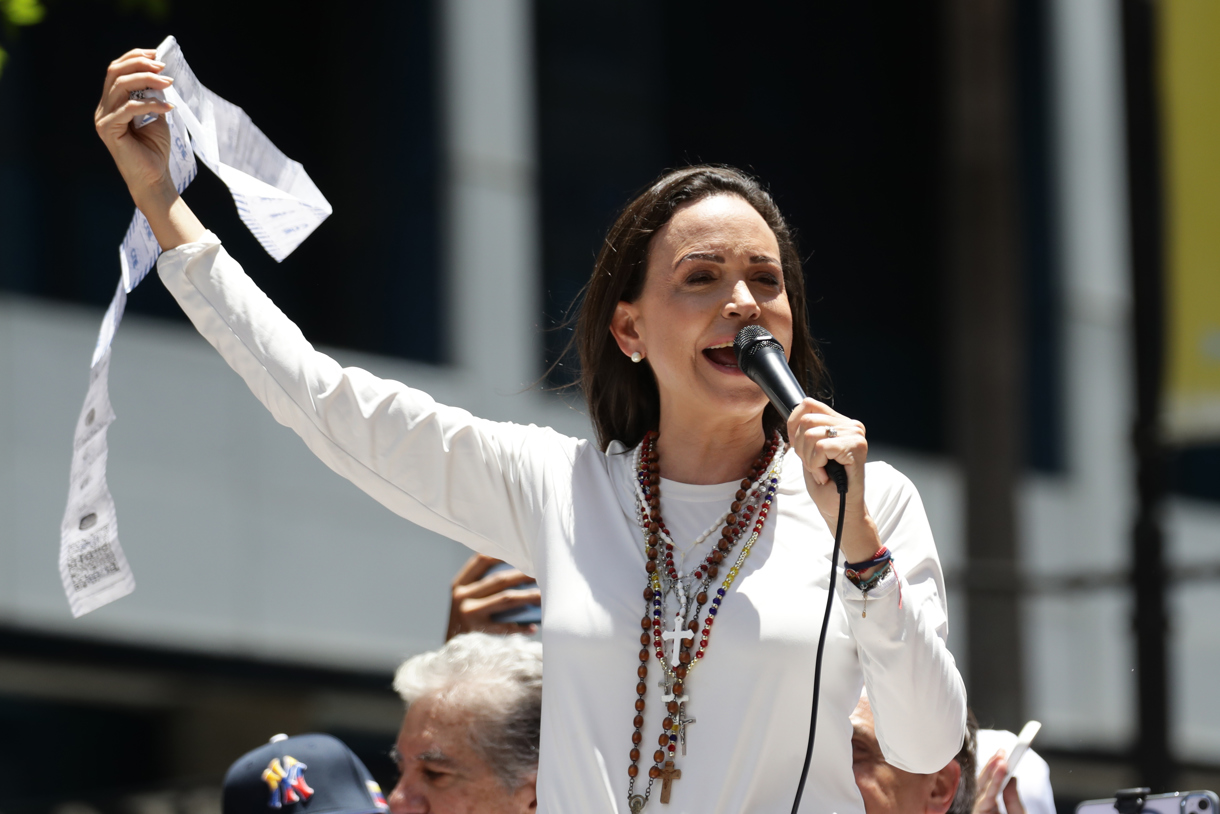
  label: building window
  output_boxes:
[0,1,442,363]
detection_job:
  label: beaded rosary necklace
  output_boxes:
[625,430,786,812]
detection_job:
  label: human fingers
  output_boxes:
[447,579,537,639]
[101,55,165,105]
[787,398,867,439]
[100,62,168,123]
[972,753,1005,814]
[96,97,173,142]
[788,405,866,486]
[971,756,1000,810]
[811,433,867,476]
[464,567,535,599]
[106,70,174,113]
[452,554,501,588]
[786,399,865,445]
[1001,778,1024,814]
[983,752,1008,787]
[465,588,542,616]
[105,52,163,79]
[787,395,861,425]
[479,622,539,636]
[112,47,159,64]
[95,98,174,145]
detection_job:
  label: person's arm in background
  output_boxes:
[447,554,540,639]
[974,752,1024,814]
[973,731,1056,814]
[93,48,581,573]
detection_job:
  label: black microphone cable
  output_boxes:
[791,466,846,814]
[730,325,848,814]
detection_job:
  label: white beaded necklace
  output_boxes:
[630,441,775,585]
[623,431,786,811]
[629,436,785,655]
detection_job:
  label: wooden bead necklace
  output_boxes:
[625,430,785,811]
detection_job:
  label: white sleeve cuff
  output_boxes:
[160,229,223,261]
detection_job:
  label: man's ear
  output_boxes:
[609,301,643,359]
[515,770,538,813]
[925,760,962,814]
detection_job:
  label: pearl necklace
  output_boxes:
[630,449,728,550]
[631,439,783,681]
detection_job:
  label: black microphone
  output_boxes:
[736,324,850,814]
[734,325,847,494]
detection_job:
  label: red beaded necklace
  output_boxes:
[625,430,785,811]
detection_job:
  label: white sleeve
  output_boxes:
[839,462,968,773]
[155,232,579,573]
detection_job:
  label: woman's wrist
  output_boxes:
[129,173,177,214]
[839,511,882,568]
[131,179,206,251]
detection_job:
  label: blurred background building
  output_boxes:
[1,1,1218,812]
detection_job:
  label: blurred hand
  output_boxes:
[446,554,540,640]
[94,48,176,201]
[974,750,1024,814]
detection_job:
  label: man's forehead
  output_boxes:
[415,746,457,766]
[397,691,480,762]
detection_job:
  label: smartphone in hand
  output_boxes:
[1000,720,1042,785]
[485,561,542,625]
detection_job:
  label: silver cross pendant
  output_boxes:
[677,708,697,756]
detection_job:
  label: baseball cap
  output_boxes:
[222,733,392,814]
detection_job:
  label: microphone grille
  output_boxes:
[733,325,782,375]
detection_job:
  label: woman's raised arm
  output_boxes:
[94,47,204,250]
[93,50,579,576]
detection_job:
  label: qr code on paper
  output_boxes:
[66,527,120,590]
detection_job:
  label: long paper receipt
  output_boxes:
[60,35,332,616]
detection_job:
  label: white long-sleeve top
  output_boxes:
[157,234,966,814]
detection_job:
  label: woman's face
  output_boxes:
[612,193,794,428]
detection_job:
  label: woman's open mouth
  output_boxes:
[702,342,741,373]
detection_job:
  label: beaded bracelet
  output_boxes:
[844,546,892,575]
[845,547,892,590]
[854,561,892,592]
[846,553,903,618]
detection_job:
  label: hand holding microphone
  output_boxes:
[734,326,880,562]
[735,325,885,814]
[733,325,856,491]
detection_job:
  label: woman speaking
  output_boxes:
[95,49,966,814]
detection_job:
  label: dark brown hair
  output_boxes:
[948,708,980,814]
[574,165,826,451]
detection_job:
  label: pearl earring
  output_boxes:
[631,351,643,363]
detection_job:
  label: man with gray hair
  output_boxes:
[388,632,541,814]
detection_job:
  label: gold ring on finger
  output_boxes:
[825,427,839,438]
